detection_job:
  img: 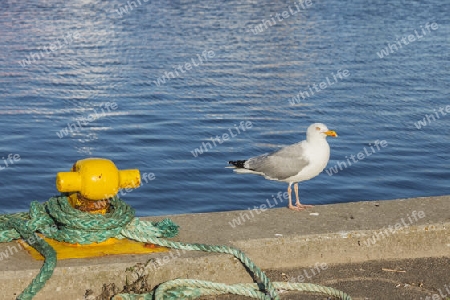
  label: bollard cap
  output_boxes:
[56,158,141,200]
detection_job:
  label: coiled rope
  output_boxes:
[0,195,352,300]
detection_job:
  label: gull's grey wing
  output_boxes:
[245,142,309,180]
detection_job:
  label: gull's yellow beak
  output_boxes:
[325,130,338,137]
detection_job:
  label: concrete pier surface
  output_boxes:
[1,195,449,299]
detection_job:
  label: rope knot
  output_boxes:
[42,196,136,244]
[153,218,179,238]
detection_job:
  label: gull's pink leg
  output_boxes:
[288,183,304,211]
[294,183,314,209]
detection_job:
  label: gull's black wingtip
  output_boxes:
[228,160,246,168]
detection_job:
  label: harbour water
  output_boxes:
[0,0,448,216]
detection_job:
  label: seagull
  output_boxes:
[228,123,337,211]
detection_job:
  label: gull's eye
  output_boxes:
[316,127,321,131]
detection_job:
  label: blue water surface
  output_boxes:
[0,0,448,216]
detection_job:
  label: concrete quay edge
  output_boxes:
[0,195,449,299]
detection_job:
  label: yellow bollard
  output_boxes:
[21,158,168,260]
[56,158,141,214]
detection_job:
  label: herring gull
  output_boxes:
[228,123,337,211]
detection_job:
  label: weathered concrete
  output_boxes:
[0,195,449,299]
[202,257,450,300]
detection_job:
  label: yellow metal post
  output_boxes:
[21,158,168,260]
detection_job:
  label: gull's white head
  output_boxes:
[306,123,338,141]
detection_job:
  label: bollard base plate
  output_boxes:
[18,235,168,260]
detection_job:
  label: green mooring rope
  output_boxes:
[113,281,352,300]
[0,196,352,300]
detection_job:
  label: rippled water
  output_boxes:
[0,0,448,216]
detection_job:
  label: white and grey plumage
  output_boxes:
[229,123,337,211]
